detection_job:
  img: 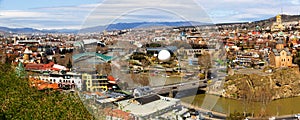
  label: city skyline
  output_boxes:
[0,0,300,29]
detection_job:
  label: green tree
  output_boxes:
[227,111,248,120]
[66,58,72,69]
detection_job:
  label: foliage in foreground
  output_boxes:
[0,63,94,120]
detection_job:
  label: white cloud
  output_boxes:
[80,0,212,28]
[1,0,300,29]
[0,10,46,18]
[291,0,300,5]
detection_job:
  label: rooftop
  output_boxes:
[117,94,180,117]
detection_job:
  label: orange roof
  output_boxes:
[37,83,59,90]
[107,76,115,81]
[104,108,132,120]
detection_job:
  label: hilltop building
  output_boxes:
[271,14,285,32]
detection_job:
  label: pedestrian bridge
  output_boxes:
[72,52,114,62]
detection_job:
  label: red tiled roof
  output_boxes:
[107,76,115,81]
[104,108,133,120]
[25,62,54,70]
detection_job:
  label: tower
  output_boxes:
[272,14,284,31]
[276,14,282,25]
[276,38,284,50]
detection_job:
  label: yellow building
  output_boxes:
[82,73,108,92]
[271,14,285,31]
[269,39,293,67]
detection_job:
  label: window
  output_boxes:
[288,59,289,61]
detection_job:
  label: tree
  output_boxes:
[0,63,94,119]
[130,74,149,86]
[66,58,72,69]
[42,56,49,64]
[96,62,111,75]
[227,111,248,120]
[146,43,161,48]
[295,57,300,70]
[198,51,212,79]
[52,57,57,64]
[140,59,151,72]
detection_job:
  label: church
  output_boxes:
[269,38,293,67]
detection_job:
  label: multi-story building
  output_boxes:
[82,73,109,92]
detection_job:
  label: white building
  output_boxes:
[39,71,82,90]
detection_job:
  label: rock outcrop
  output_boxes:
[222,68,300,102]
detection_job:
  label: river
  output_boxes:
[181,94,300,116]
[159,75,300,116]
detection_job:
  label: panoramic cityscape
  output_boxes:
[1,0,300,120]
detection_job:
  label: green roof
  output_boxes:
[72,52,113,62]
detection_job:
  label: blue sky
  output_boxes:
[0,0,300,29]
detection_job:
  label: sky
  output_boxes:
[0,0,300,29]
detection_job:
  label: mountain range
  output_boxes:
[1,14,300,34]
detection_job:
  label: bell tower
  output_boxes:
[276,14,282,25]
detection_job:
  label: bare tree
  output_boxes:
[130,73,149,86]
[96,62,112,75]
[198,51,212,79]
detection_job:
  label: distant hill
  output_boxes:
[249,14,300,28]
[0,26,77,34]
[79,21,207,33]
[0,27,43,33]
[216,14,300,29]
[0,21,207,34]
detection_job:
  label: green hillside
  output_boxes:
[0,63,94,120]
